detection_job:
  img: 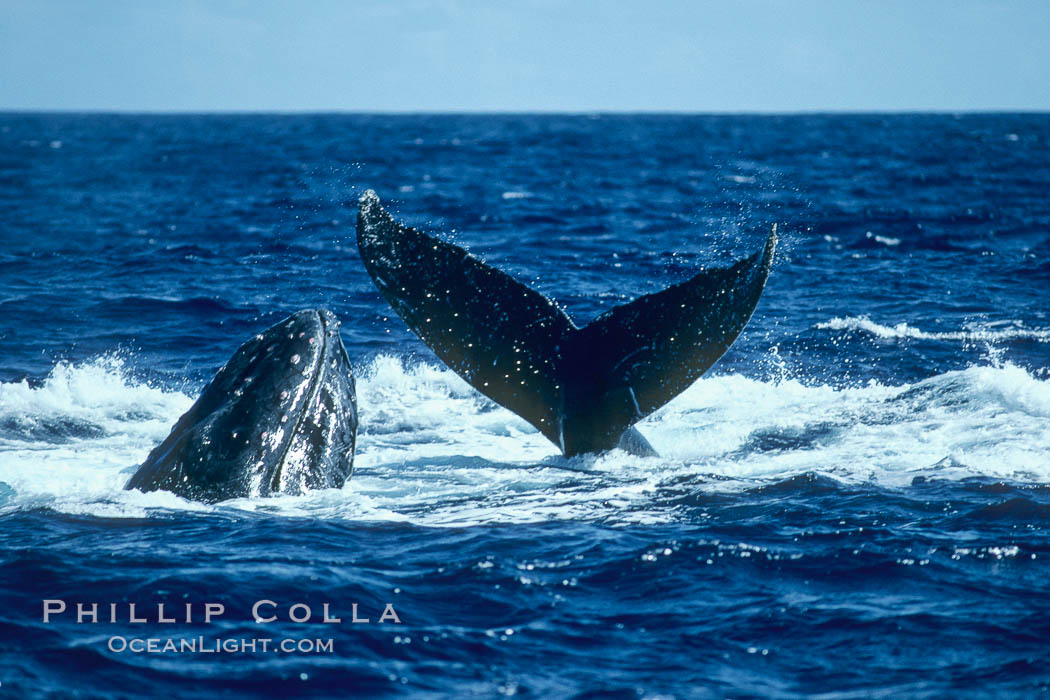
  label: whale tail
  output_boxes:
[356,190,776,457]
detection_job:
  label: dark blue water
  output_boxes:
[1,113,1049,697]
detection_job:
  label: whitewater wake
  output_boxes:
[1,349,1048,525]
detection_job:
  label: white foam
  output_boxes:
[501,191,533,200]
[2,352,1049,525]
[0,357,191,500]
[817,316,1050,344]
[865,231,901,246]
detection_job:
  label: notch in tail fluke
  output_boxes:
[357,190,776,457]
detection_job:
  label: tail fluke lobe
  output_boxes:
[562,226,778,452]
[357,191,573,445]
[554,227,776,455]
[356,191,776,457]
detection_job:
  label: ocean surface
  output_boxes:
[1,113,1049,698]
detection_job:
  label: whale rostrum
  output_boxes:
[125,309,357,503]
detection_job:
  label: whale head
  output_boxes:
[126,309,357,503]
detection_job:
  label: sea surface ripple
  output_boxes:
[1,113,1049,698]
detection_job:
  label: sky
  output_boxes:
[1,0,1048,112]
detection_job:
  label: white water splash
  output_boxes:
[1,352,1049,525]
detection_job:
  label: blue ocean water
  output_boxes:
[1,113,1049,698]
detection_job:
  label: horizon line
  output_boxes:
[2,108,1049,117]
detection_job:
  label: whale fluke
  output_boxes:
[125,309,358,503]
[357,190,775,457]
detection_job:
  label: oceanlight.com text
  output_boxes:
[107,636,335,654]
